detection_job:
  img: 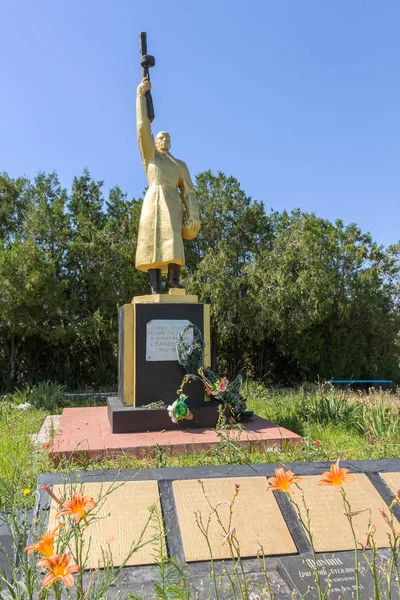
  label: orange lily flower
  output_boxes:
[317,460,355,490]
[37,553,80,588]
[24,524,61,557]
[55,492,96,523]
[267,468,302,494]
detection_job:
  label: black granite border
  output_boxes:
[36,460,400,568]
[33,460,400,599]
[36,459,400,488]
[158,479,185,563]
[368,471,400,523]
[273,491,312,554]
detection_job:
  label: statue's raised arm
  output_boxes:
[136,78,155,167]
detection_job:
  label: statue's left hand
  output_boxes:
[186,217,200,235]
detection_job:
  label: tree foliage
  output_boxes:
[0,170,147,389]
[0,169,399,390]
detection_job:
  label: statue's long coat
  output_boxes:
[135,94,199,273]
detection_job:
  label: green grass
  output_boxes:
[244,382,400,461]
[51,383,400,474]
[2,383,400,600]
[0,403,51,508]
[2,382,400,509]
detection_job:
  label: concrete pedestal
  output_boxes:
[110,289,211,433]
[107,396,219,433]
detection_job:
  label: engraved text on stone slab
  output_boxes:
[146,319,193,361]
[292,473,400,552]
[173,477,297,562]
[47,481,164,569]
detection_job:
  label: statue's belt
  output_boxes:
[148,183,180,192]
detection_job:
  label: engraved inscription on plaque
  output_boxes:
[146,319,193,361]
[173,477,296,562]
[292,473,400,552]
[278,551,377,600]
[47,481,163,568]
[379,472,400,497]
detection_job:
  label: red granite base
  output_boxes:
[50,406,302,463]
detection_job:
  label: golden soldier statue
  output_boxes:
[135,77,200,293]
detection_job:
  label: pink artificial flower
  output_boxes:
[217,377,229,393]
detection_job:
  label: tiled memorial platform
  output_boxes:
[35,460,400,599]
[49,406,301,462]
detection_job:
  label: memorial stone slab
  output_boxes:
[172,476,297,562]
[291,473,400,552]
[278,551,390,600]
[35,461,400,599]
[47,481,163,569]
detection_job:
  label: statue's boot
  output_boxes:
[168,263,184,289]
[148,268,162,294]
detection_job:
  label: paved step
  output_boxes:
[30,414,61,448]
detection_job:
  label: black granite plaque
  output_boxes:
[277,551,394,599]
[135,303,205,407]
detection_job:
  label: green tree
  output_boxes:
[0,172,30,242]
[0,168,399,390]
[248,211,400,381]
[62,172,147,387]
[184,171,272,374]
[0,172,68,387]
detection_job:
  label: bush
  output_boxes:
[302,388,360,426]
[28,381,67,412]
[355,393,400,441]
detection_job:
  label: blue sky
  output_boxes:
[1,0,399,247]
